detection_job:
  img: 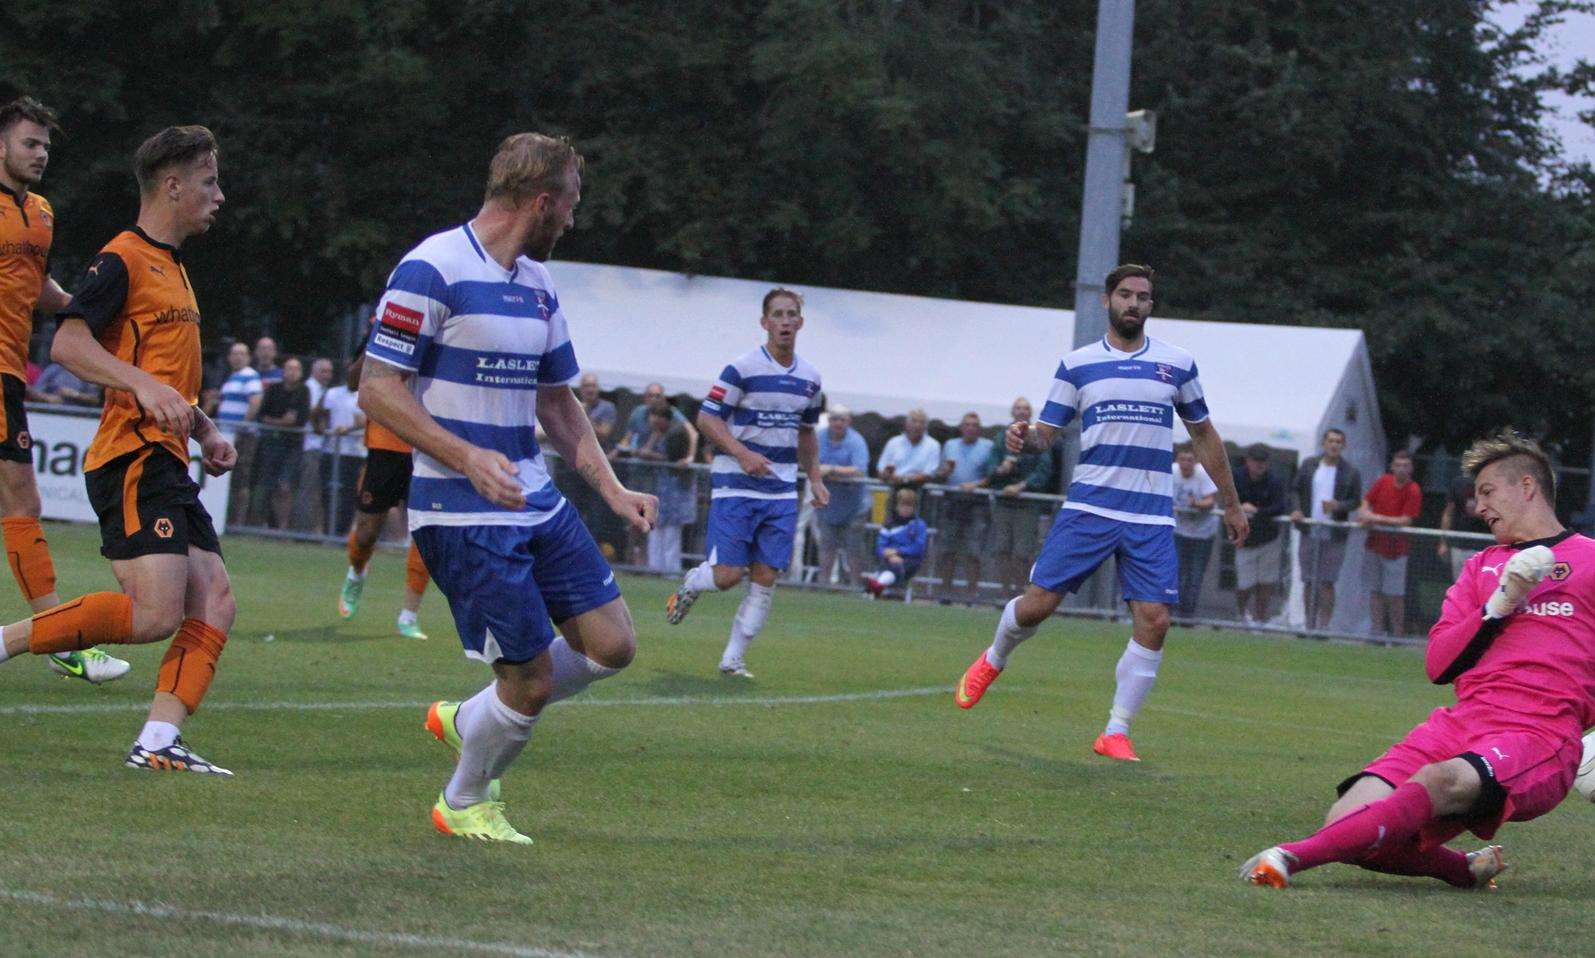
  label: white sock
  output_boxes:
[137,720,181,751]
[874,570,897,587]
[984,597,1038,669]
[398,609,419,627]
[1105,639,1163,736]
[720,583,773,669]
[346,566,365,582]
[683,560,718,594]
[0,625,11,664]
[445,682,538,809]
[547,636,620,704]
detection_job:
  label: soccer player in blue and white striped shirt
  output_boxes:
[361,134,657,844]
[954,265,1249,763]
[665,288,829,678]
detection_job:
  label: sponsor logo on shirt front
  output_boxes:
[1521,600,1575,618]
[473,354,539,387]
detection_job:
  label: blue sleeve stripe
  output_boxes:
[1175,398,1209,422]
[1038,401,1077,428]
[538,341,578,384]
[365,326,431,372]
[387,260,449,301]
[719,364,744,388]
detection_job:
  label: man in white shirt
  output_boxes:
[1171,442,1218,618]
[876,408,940,487]
[316,374,365,534]
[296,357,335,530]
[1289,428,1362,630]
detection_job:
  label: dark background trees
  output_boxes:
[2,0,1589,453]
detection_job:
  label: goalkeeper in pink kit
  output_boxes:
[1242,430,1595,890]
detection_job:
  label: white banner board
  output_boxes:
[23,406,230,533]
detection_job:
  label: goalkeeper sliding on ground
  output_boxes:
[1241,429,1595,890]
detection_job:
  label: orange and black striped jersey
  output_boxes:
[0,187,54,380]
[60,227,202,471]
[365,418,412,454]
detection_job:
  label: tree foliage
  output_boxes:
[1,0,1588,452]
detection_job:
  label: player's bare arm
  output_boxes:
[35,277,71,315]
[1008,418,1057,454]
[51,317,193,440]
[359,357,524,510]
[697,409,771,477]
[344,352,365,393]
[797,425,828,508]
[1186,418,1249,545]
[538,383,656,532]
[190,407,236,476]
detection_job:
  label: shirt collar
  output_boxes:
[462,222,518,280]
[1511,529,1573,551]
[130,224,182,261]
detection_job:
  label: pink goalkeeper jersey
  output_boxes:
[1425,531,1595,740]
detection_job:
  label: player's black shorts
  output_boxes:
[0,374,34,464]
[356,448,414,514]
[85,446,221,560]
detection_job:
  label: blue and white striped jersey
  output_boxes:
[1038,336,1209,526]
[364,223,580,529]
[700,346,823,500]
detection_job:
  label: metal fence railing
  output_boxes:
[31,409,1499,647]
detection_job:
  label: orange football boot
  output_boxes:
[1092,732,1141,762]
[955,653,1002,709]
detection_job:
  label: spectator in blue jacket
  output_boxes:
[862,488,928,597]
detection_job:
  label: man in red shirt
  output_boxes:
[1359,449,1424,635]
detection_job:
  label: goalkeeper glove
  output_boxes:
[1484,545,1556,619]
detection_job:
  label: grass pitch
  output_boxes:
[1,522,1592,957]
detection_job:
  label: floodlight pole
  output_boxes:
[1071,0,1136,349]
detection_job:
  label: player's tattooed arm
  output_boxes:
[190,407,238,476]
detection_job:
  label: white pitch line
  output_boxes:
[0,888,593,958]
[0,685,948,717]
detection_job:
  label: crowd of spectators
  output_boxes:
[15,340,1505,635]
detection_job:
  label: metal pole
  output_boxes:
[1071,0,1136,349]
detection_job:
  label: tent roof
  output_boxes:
[547,261,1375,457]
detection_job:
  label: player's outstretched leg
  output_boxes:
[1094,611,1168,763]
[397,542,429,639]
[719,577,773,679]
[667,558,720,625]
[426,700,500,802]
[0,512,132,685]
[956,594,1042,708]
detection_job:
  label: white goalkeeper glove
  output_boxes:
[1484,545,1556,619]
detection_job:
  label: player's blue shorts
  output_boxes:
[413,502,621,664]
[706,495,797,571]
[1029,507,1180,605]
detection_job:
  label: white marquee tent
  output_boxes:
[547,260,1386,472]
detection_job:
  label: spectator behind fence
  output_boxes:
[1171,442,1218,618]
[578,372,618,452]
[253,334,282,386]
[862,487,928,598]
[1438,471,1490,578]
[294,357,334,531]
[1234,444,1287,624]
[876,407,940,487]
[987,396,1053,594]
[27,360,98,405]
[1359,448,1423,636]
[636,405,695,573]
[1289,427,1363,630]
[615,381,696,460]
[814,405,869,583]
[249,356,310,528]
[316,370,365,535]
[215,341,261,431]
[934,411,994,597]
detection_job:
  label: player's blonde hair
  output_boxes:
[1461,428,1555,499]
[484,133,583,205]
